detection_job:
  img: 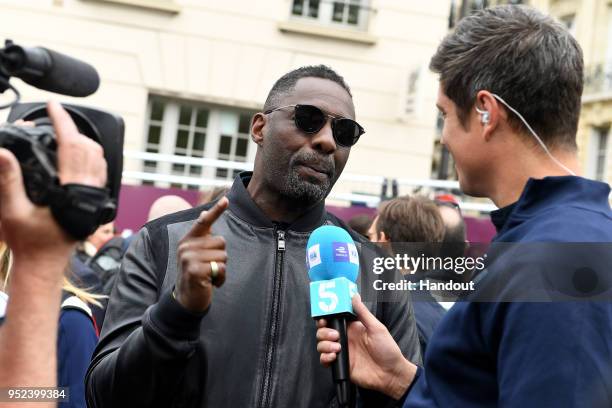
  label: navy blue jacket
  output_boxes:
[412,293,446,356]
[58,303,98,408]
[405,176,612,407]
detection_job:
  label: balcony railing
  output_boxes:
[122,151,498,213]
[584,63,612,96]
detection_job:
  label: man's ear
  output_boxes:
[475,90,503,142]
[379,231,389,243]
[251,113,266,147]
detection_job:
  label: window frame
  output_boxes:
[289,0,370,31]
[143,97,256,189]
[587,126,610,181]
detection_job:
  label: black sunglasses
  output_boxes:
[264,104,365,148]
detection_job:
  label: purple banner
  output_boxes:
[115,185,496,243]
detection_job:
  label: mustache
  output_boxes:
[292,152,335,177]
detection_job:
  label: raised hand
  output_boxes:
[175,197,229,313]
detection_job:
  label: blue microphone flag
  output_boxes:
[307,226,360,318]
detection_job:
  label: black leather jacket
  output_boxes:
[85,173,421,408]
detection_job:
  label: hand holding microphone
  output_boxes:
[175,197,229,313]
[316,294,418,400]
[307,226,360,407]
[308,226,418,402]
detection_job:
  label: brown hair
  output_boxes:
[376,196,444,243]
[430,5,583,150]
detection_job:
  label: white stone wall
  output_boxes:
[0,0,451,198]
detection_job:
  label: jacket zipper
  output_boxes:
[258,228,285,408]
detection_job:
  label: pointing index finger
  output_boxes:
[188,196,229,237]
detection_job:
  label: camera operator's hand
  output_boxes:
[0,101,108,394]
[50,100,107,187]
[0,101,107,264]
[175,197,229,313]
[316,294,418,400]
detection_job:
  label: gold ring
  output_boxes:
[210,261,219,279]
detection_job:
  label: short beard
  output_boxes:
[281,167,330,204]
[273,152,335,205]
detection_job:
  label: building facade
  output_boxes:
[0,0,451,204]
[539,0,612,185]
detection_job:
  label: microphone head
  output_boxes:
[307,225,359,283]
[13,47,100,97]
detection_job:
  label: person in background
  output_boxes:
[75,222,115,263]
[434,197,466,246]
[147,195,193,222]
[367,196,447,354]
[431,198,470,308]
[71,221,116,299]
[347,213,372,238]
[88,222,115,253]
[57,281,101,408]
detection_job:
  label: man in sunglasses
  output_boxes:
[86,65,421,408]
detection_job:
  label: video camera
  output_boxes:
[0,39,124,240]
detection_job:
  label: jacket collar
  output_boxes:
[490,176,611,235]
[490,202,516,232]
[226,172,327,232]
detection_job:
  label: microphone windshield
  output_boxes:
[307,225,359,283]
[32,48,100,97]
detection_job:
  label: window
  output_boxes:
[143,98,255,189]
[290,0,369,30]
[402,64,426,118]
[168,106,208,188]
[331,0,361,26]
[144,100,164,174]
[215,112,252,180]
[587,127,609,181]
[292,0,320,18]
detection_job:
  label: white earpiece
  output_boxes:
[475,107,490,124]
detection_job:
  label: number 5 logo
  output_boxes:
[319,281,338,313]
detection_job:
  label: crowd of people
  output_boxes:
[0,4,610,408]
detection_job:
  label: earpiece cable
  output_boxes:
[489,93,576,176]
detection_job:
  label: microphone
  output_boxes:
[307,225,359,408]
[0,41,100,97]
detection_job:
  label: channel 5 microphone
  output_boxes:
[307,225,359,408]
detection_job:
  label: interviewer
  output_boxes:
[318,5,612,408]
